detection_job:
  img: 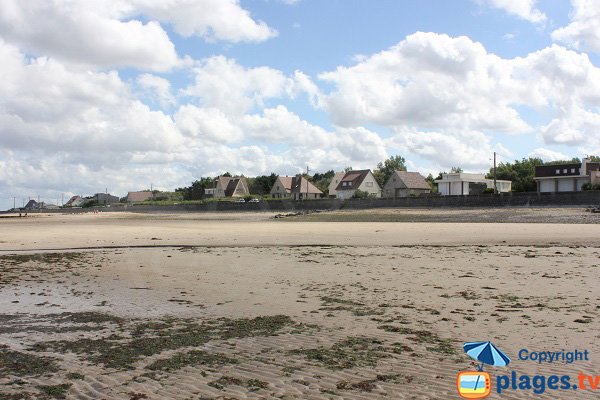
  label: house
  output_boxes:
[206,176,249,198]
[327,172,345,198]
[383,171,431,198]
[290,176,323,200]
[270,176,323,199]
[24,200,39,210]
[126,191,153,203]
[435,173,511,195]
[270,176,293,198]
[334,169,381,199]
[534,157,600,193]
[94,193,120,205]
[64,196,85,207]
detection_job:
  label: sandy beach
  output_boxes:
[1,210,599,399]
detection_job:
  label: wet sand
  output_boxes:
[1,211,599,399]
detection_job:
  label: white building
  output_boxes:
[434,173,511,196]
[334,170,381,199]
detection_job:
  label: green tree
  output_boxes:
[450,166,463,173]
[425,173,437,192]
[312,170,335,193]
[175,177,213,200]
[486,157,544,192]
[373,155,407,187]
[249,173,278,195]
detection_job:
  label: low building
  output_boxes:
[335,170,381,199]
[534,157,600,193]
[435,173,511,196]
[94,193,120,205]
[383,171,431,198]
[327,172,345,198]
[65,195,85,207]
[208,176,250,198]
[126,191,153,203]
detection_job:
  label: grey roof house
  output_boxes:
[383,171,431,198]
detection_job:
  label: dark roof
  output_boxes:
[290,176,323,194]
[335,169,371,191]
[391,171,431,189]
[535,162,600,178]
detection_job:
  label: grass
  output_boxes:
[38,384,71,399]
[0,345,59,377]
[32,315,300,370]
[291,337,388,370]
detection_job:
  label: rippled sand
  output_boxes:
[1,212,598,399]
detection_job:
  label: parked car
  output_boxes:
[236,198,246,202]
[248,198,260,203]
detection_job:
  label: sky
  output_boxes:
[1,0,600,209]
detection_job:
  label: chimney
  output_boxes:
[582,156,590,175]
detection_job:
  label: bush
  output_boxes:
[582,183,592,191]
[352,190,374,199]
[483,188,495,194]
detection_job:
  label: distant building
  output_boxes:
[270,175,323,200]
[207,176,249,198]
[334,170,381,199]
[126,191,153,203]
[435,173,511,195]
[94,193,119,205]
[270,176,293,198]
[24,200,39,210]
[383,171,431,198]
[534,157,600,193]
[290,176,323,200]
[65,195,85,207]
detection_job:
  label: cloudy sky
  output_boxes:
[1,0,600,208]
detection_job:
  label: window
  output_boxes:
[571,168,575,173]
[563,169,567,173]
[556,169,560,174]
[366,182,373,187]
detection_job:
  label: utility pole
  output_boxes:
[493,151,497,195]
[305,165,311,200]
[13,197,15,210]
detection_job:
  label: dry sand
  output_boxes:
[1,210,599,399]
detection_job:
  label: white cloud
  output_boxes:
[0,0,277,71]
[388,129,501,171]
[0,0,180,71]
[528,148,570,162]
[552,0,600,53]
[477,0,546,23]
[319,32,531,133]
[137,73,175,107]
[0,39,182,163]
[182,56,297,114]
[131,0,277,43]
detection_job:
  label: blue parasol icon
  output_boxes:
[463,341,511,394]
[464,341,511,370]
